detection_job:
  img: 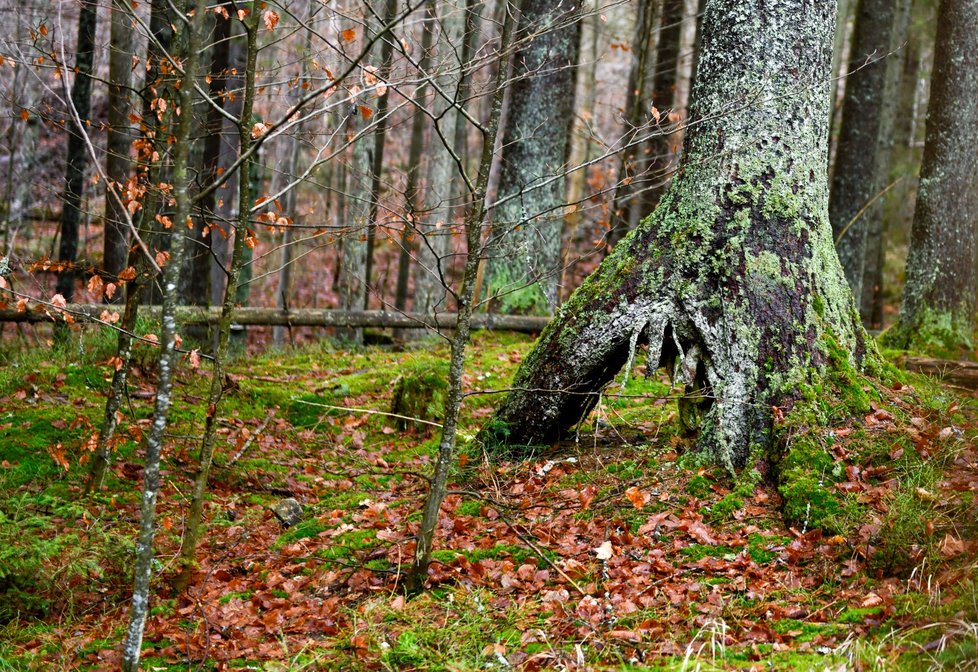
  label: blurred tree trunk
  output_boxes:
[481,0,866,472]
[629,0,698,236]
[55,0,98,306]
[393,7,435,314]
[103,0,134,283]
[608,0,660,251]
[828,0,911,319]
[413,0,463,315]
[887,0,978,354]
[362,0,398,308]
[484,0,581,315]
[182,12,232,320]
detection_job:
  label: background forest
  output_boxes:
[0,0,976,670]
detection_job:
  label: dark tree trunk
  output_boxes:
[828,0,911,315]
[483,0,581,315]
[55,0,98,303]
[183,13,232,313]
[481,0,866,471]
[103,0,134,283]
[886,0,978,353]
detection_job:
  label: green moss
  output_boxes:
[686,475,713,499]
[390,363,449,431]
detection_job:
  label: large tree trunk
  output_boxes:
[828,0,911,316]
[483,0,580,315]
[55,0,98,304]
[481,0,866,471]
[886,0,978,353]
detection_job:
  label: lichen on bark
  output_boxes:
[480,0,868,472]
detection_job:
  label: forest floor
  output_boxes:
[0,327,976,671]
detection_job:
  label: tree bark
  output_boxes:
[828,0,911,316]
[886,0,978,353]
[362,0,398,308]
[481,0,866,471]
[392,7,435,314]
[121,0,207,667]
[103,0,135,282]
[483,0,581,315]
[413,0,464,315]
[55,0,98,305]
[173,6,261,593]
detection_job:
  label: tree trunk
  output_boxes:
[886,0,978,354]
[173,7,261,593]
[483,0,581,315]
[606,0,660,260]
[481,0,866,472]
[413,0,463,315]
[828,0,911,314]
[182,12,232,318]
[393,8,435,314]
[103,0,134,282]
[121,0,207,667]
[362,0,398,308]
[55,0,98,305]
[407,3,513,592]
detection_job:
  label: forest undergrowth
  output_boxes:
[0,326,976,671]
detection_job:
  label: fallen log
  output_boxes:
[0,304,552,333]
[900,356,978,390]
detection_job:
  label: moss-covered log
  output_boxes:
[481,0,867,471]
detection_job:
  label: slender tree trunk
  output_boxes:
[103,0,134,282]
[393,6,436,314]
[362,0,398,308]
[273,18,315,346]
[483,0,581,315]
[85,0,173,493]
[481,0,866,472]
[413,0,464,315]
[886,0,978,353]
[829,0,911,315]
[173,8,261,593]
[55,0,98,306]
[209,31,246,316]
[407,3,512,592]
[606,0,660,256]
[121,0,207,667]
[182,12,232,322]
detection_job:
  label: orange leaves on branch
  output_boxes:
[262,10,279,30]
[50,293,67,310]
[156,214,173,229]
[87,274,104,297]
[118,266,137,282]
[341,28,357,42]
[213,5,230,19]
[251,121,270,138]
[155,250,170,268]
[244,228,258,249]
[48,443,69,471]
[358,105,373,120]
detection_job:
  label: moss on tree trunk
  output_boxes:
[481,0,868,471]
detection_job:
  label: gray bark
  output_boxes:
[103,0,135,282]
[393,7,435,313]
[887,0,978,353]
[484,0,581,315]
[829,0,911,315]
[121,0,207,667]
[413,0,464,315]
[481,0,865,471]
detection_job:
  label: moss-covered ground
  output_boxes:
[0,324,975,670]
